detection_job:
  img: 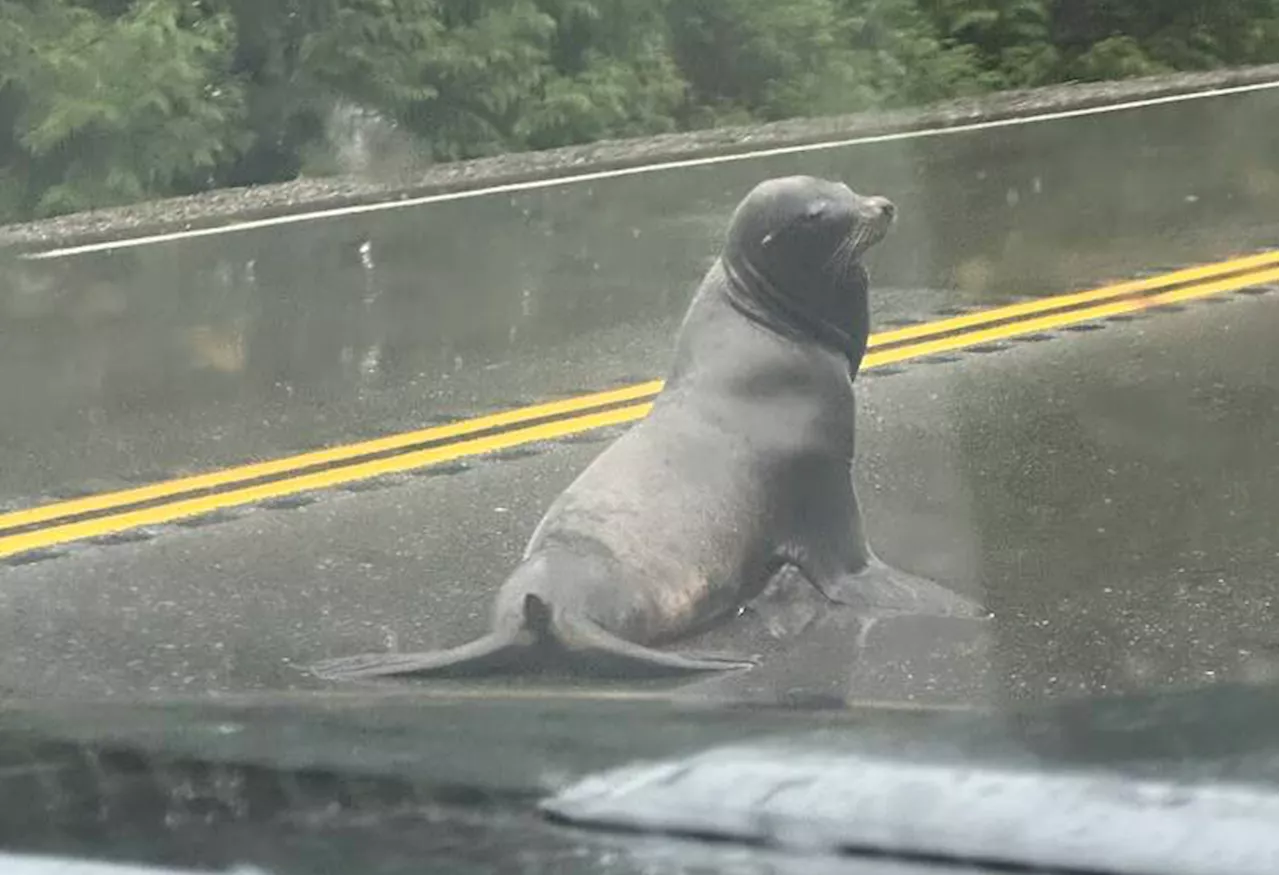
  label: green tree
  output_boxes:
[1052,0,1278,78]
[835,0,996,105]
[918,0,1059,87]
[297,0,555,160]
[0,0,245,219]
[665,0,993,126]
[920,0,1278,86]
[201,0,335,188]
[665,0,865,125]
[517,0,686,148]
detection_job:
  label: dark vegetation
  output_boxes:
[0,0,1274,222]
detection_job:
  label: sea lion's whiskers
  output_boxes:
[821,238,847,271]
[844,226,866,270]
[824,225,862,273]
[833,222,869,276]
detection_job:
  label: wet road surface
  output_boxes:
[0,86,1275,709]
[1,86,1275,509]
[0,287,1273,706]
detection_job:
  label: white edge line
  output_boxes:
[21,80,1280,261]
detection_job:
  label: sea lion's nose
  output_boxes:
[866,196,895,221]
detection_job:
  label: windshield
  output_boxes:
[0,2,1276,873]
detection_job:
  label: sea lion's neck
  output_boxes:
[719,253,866,374]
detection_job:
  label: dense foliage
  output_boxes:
[0,0,1273,221]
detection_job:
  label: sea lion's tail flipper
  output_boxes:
[308,594,557,681]
[308,628,530,680]
[310,594,757,681]
[551,614,759,678]
[826,556,992,621]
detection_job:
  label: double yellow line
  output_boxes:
[0,251,1275,560]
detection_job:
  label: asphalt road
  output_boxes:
[0,287,1274,707]
[2,84,1275,511]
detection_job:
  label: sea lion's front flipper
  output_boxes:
[308,630,531,681]
[744,562,832,640]
[554,616,759,678]
[824,556,991,620]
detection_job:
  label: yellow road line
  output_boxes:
[0,380,664,531]
[870,251,1277,346]
[0,260,1274,558]
[866,266,1279,367]
[0,403,656,558]
[1,252,1270,535]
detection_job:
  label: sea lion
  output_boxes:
[310,174,984,682]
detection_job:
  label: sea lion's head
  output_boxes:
[721,175,895,369]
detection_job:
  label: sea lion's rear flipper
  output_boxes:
[552,616,759,678]
[310,594,757,681]
[309,594,555,681]
[308,629,532,680]
[824,556,991,620]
